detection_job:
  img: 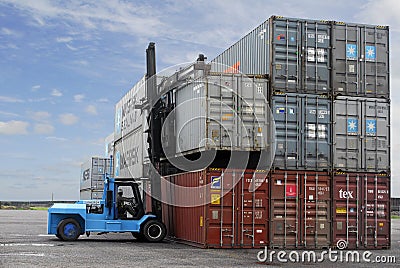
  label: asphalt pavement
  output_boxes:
[0,210,399,267]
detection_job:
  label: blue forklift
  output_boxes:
[47,176,166,242]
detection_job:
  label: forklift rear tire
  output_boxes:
[142,220,166,242]
[57,218,81,241]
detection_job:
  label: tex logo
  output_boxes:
[347,118,358,134]
[366,119,376,135]
[365,45,376,61]
[346,44,357,60]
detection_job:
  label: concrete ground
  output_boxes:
[0,210,398,267]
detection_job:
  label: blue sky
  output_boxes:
[0,0,399,200]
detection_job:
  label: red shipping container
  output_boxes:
[269,170,331,249]
[332,172,390,249]
[161,168,269,248]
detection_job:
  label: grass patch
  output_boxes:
[29,207,49,211]
[391,215,400,219]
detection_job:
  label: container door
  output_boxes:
[302,20,330,93]
[333,97,362,171]
[272,94,301,168]
[303,95,331,170]
[359,26,389,98]
[361,174,390,248]
[270,18,302,92]
[237,76,269,150]
[270,171,301,248]
[333,173,390,249]
[331,23,389,98]
[302,173,331,248]
[363,99,390,172]
[238,171,269,248]
[207,170,238,248]
[208,75,238,149]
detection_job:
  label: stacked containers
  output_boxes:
[80,157,110,200]
[330,21,390,249]
[211,15,390,249]
[113,75,150,179]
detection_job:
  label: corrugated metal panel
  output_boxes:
[269,170,331,249]
[162,168,269,248]
[171,73,270,155]
[270,17,330,94]
[331,22,389,98]
[333,97,390,172]
[211,20,269,75]
[114,126,149,179]
[104,132,114,159]
[79,189,103,200]
[332,172,390,249]
[272,93,331,170]
[114,75,147,141]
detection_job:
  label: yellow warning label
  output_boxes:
[211,194,221,205]
[336,208,347,214]
[379,222,384,227]
[200,216,203,227]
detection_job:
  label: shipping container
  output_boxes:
[162,168,269,248]
[211,16,331,94]
[272,93,331,170]
[162,73,273,157]
[79,189,103,200]
[104,132,114,159]
[114,126,149,179]
[114,75,147,141]
[332,172,390,249]
[80,157,110,191]
[333,96,390,172]
[269,170,331,249]
[331,22,389,98]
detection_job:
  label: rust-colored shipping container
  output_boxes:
[332,172,390,249]
[162,168,269,248]
[269,170,331,249]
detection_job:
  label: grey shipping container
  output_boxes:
[333,97,390,172]
[162,73,273,157]
[80,189,103,200]
[211,16,331,95]
[331,21,389,98]
[272,93,331,170]
[80,157,110,191]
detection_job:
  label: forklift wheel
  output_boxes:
[131,232,146,241]
[57,218,81,241]
[142,220,166,242]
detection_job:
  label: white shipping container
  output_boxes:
[115,75,147,141]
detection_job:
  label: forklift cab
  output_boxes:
[107,181,145,220]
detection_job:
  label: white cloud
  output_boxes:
[0,120,29,135]
[51,89,62,97]
[56,36,73,43]
[86,105,98,115]
[1,27,20,37]
[97,98,109,103]
[66,43,78,51]
[0,111,20,117]
[59,113,79,125]
[34,123,54,134]
[31,111,51,122]
[74,94,85,102]
[45,136,67,142]
[31,85,41,91]
[0,96,24,103]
